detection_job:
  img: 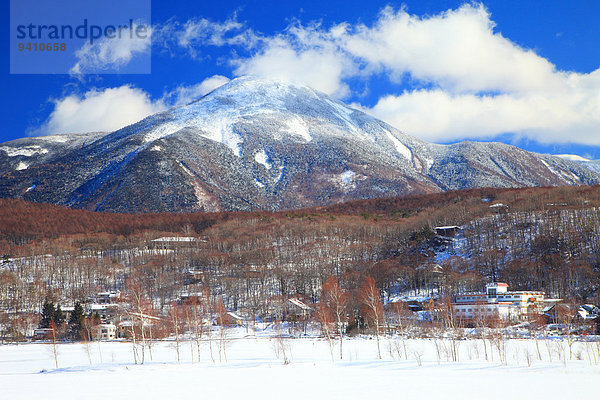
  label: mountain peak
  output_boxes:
[1,77,600,213]
[141,75,400,155]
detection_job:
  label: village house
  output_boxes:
[116,313,162,338]
[452,282,558,324]
[32,328,55,340]
[265,295,313,322]
[60,305,75,323]
[577,304,600,321]
[434,226,461,237]
[95,291,120,304]
[88,303,120,321]
[287,298,312,321]
[183,270,204,285]
[216,311,246,327]
[543,304,600,334]
[86,290,121,322]
[92,324,117,341]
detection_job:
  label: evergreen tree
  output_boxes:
[53,304,66,326]
[68,302,85,340]
[39,300,55,329]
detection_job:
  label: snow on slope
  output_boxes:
[142,78,324,152]
[15,161,29,170]
[0,132,109,171]
[254,149,272,169]
[139,77,425,159]
[0,145,48,157]
[581,161,600,174]
[385,129,413,160]
[556,154,591,162]
[555,155,600,175]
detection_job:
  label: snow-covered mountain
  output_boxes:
[1,76,599,212]
[556,154,600,175]
[0,132,108,172]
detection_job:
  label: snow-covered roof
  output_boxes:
[388,295,433,303]
[180,291,205,297]
[580,304,599,312]
[97,291,120,298]
[487,282,509,287]
[95,323,116,328]
[288,298,311,310]
[578,304,600,319]
[227,312,244,320]
[185,270,204,275]
[89,304,119,311]
[126,312,162,321]
[152,237,203,242]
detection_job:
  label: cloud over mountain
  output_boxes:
[163,4,600,146]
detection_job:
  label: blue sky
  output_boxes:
[3,0,600,158]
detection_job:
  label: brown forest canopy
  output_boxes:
[2,185,600,244]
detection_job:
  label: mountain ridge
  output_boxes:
[1,76,599,213]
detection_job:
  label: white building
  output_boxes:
[88,303,120,321]
[95,291,120,304]
[453,282,549,323]
[92,324,117,341]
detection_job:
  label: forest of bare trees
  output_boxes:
[1,185,600,341]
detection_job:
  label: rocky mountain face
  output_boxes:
[1,77,599,213]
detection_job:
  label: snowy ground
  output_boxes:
[1,334,599,399]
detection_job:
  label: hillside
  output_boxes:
[1,186,599,308]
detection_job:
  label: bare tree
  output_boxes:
[169,301,183,364]
[360,276,384,359]
[216,299,229,363]
[49,321,59,369]
[390,302,411,360]
[316,301,335,361]
[321,277,349,360]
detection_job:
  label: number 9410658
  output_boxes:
[18,42,66,51]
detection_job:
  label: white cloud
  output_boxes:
[234,43,354,98]
[339,4,565,94]
[164,75,230,106]
[70,23,152,75]
[363,88,597,144]
[226,23,359,98]
[41,86,162,134]
[227,4,570,96]
[39,75,231,135]
[156,17,259,59]
[58,5,600,145]
[225,4,600,145]
[349,5,600,145]
[177,17,245,47]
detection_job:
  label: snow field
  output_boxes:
[1,335,599,399]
